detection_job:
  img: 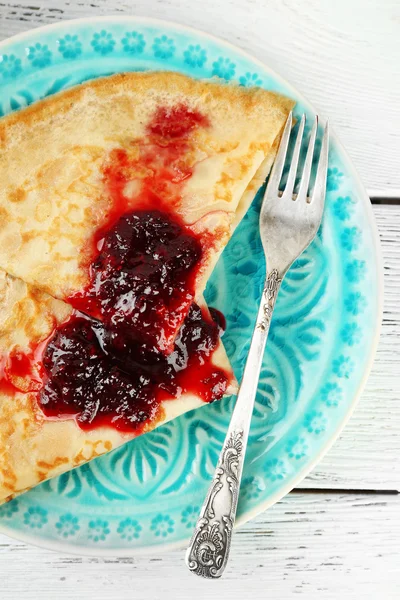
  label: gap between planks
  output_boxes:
[370,198,400,205]
[294,487,399,495]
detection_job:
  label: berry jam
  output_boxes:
[70,210,202,354]
[39,205,229,432]
[208,307,226,337]
[39,303,228,432]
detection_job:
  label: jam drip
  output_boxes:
[39,303,228,432]
[69,103,211,351]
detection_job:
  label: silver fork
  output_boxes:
[185,112,329,579]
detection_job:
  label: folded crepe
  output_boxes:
[0,72,294,504]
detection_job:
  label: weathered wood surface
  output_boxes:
[0,2,399,597]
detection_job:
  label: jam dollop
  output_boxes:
[39,302,228,432]
[37,207,229,431]
[69,210,202,354]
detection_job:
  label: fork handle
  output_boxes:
[185,268,282,578]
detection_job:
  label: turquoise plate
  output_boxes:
[0,17,382,555]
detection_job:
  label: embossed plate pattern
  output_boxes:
[0,17,382,555]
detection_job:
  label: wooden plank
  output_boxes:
[1,492,399,599]
[0,0,399,195]
[301,205,400,490]
[0,2,398,596]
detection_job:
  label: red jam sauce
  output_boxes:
[208,307,226,337]
[38,303,227,432]
[0,350,43,395]
[69,209,202,354]
[0,104,230,433]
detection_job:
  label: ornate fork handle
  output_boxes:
[185,269,282,578]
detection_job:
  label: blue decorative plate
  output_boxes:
[0,17,382,555]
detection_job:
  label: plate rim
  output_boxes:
[0,14,384,556]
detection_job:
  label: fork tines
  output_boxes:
[269,112,329,206]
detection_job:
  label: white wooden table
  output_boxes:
[1,1,399,598]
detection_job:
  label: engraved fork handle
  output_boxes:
[185,268,282,578]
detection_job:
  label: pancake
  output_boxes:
[0,71,295,504]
